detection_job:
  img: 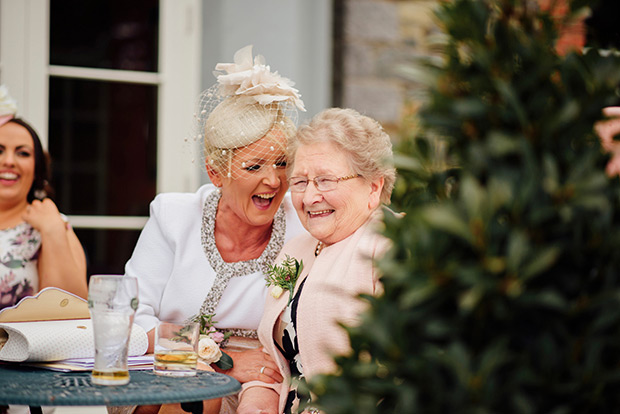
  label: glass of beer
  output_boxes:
[153,321,199,376]
[88,275,139,386]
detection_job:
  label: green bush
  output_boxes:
[310,0,620,412]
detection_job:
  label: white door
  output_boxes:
[0,0,202,274]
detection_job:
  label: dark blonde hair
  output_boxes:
[289,108,395,204]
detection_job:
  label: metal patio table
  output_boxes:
[0,365,240,414]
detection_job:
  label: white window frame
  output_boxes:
[0,0,202,229]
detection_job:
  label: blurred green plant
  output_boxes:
[309,0,620,412]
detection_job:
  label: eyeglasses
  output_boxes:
[288,174,361,193]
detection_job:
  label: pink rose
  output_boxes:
[209,331,225,343]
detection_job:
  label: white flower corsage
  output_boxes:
[270,285,284,300]
[192,313,233,369]
[266,255,304,305]
[198,336,223,364]
[214,45,305,112]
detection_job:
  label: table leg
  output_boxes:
[180,401,203,414]
[29,407,43,414]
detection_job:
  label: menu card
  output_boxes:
[0,287,148,364]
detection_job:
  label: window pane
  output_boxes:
[50,0,159,72]
[48,78,157,274]
[76,229,142,276]
[49,78,157,216]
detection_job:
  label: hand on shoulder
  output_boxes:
[22,198,67,234]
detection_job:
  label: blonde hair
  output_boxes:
[290,108,395,204]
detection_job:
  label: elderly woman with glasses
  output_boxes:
[237,107,397,414]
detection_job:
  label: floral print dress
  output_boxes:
[0,223,41,310]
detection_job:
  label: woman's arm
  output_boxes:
[213,345,283,384]
[125,194,178,334]
[24,198,88,298]
[237,386,280,414]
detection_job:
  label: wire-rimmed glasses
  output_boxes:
[288,174,361,193]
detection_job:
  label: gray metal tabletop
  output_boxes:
[0,365,240,413]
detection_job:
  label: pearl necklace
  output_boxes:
[315,241,324,256]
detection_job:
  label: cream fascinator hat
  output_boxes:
[0,85,18,127]
[192,45,305,179]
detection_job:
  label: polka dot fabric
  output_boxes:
[0,319,148,362]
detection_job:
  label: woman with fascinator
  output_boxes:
[0,85,87,310]
[123,46,306,414]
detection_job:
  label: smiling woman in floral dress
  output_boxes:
[124,46,306,414]
[0,85,87,414]
[0,85,87,311]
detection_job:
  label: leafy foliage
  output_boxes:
[266,254,304,305]
[310,0,620,412]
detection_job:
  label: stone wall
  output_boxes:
[338,0,593,135]
[339,0,440,134]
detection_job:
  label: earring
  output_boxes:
[34,189,47,200]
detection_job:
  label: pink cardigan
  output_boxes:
[240,211,390,413]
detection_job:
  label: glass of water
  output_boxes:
[88,275,138,385]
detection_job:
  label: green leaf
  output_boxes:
[421,205,472,243]
[521,246,561,280]
[393,153,425,173]
[401,284,437,308]
[492,78,527,127]
[506,231,528,274]
[214,351,234,370]
[461,175,485,218]
[486,131,521,156]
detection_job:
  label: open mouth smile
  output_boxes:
[0,171,19,184]
[252,192,277,210]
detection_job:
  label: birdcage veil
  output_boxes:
[190,45,305,179]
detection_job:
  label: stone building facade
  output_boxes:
[335,0,440,134]
[335,0,617,135]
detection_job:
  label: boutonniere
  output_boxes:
[265,254,304,305]
[191,313,234,370]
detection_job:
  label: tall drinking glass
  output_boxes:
[88,275,139,385]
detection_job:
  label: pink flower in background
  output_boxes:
[595,107,620,178]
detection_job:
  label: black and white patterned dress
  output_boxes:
[275,277,310,414]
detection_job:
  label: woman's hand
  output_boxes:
[23,198,88,298]
[215,347,283,384]
[22,198,66,235]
